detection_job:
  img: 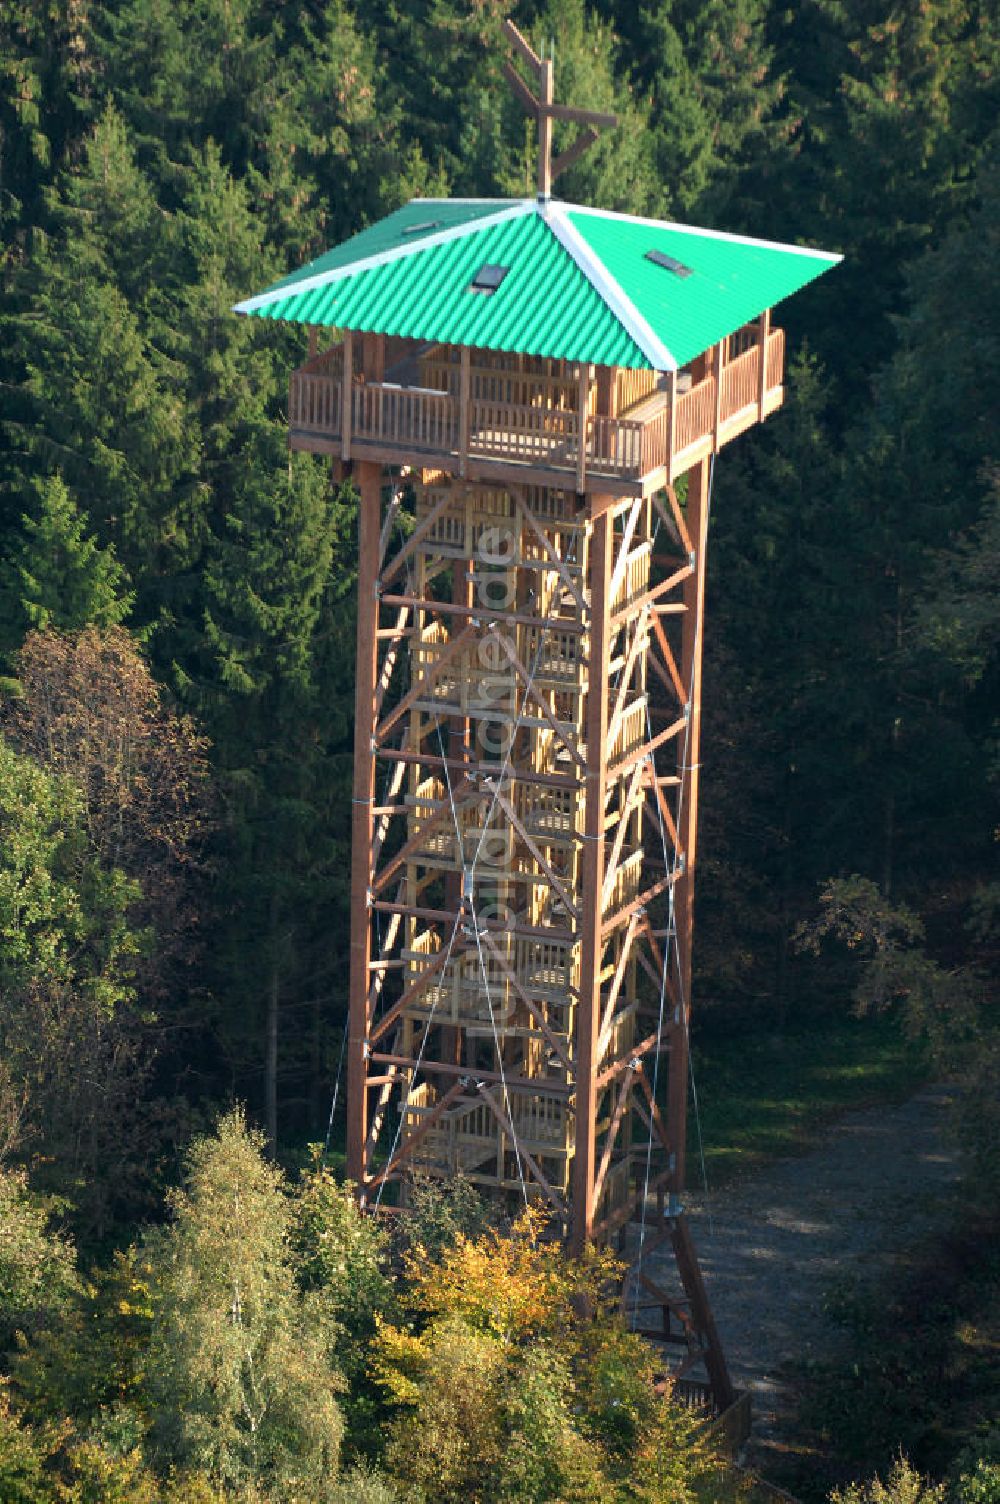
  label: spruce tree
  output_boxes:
[194,439,355,1149]
[0,475,133,656]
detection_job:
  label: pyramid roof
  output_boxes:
[235,197,840,371]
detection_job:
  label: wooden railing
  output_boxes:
[422,356,583,412]
[421,353,659,420]
[765,326,785,390]
[353,382,458,453]
[674,374,716,455]
[588,412,644,477]
[469,398,580,465]
[615,366,660,414]
[287,326,785,486]
[720,340,760,419]
[289,348,343,436]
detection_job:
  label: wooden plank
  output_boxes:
[381,591,585,637]
[595,1029,660,1092]
[371,777,474,895]
[371,758,407,868]
[591,1165,672,1243]
[367,1077,469,1189]
[546,101,618,128]
[609,713,687,780]
[712,342,723,453]
[503,18,542,73]
[539,58,554,198]
[597,910,641,1058]
[377,487,404,570]
[467,453,644,498]
[607,496,645,605]
[600,761,644,908]
[365,1063,401,1162]
[671,1214,736,1411]
[374,606,410,718]
[551,126,598,182]
[370,1052,572,1095]
[643,771,680,850]
[477,1084,568,1216]
[376,744,581,794]
[479,929,572,1071]
[592,1069,634,1209]
[601,869,677,938]
[494,789,581,921]
[653,484,692,558]
[292,430,650,496]
[757,308,771,419]
[650,613,687,703]
[577,361,589,490]
[610,561,693,629]
[670,455,709,1193]
[347,461,380,1187]
[606,618,650,752]
[495,633,589,772]
[371,899,575,945]
[374,622,479,744]
[513,487,587,614]
[381,486,458,588]
[341,329,353,463]
[634,1061,672,1153]
[571,503,612,1254]
[459,345,471,478]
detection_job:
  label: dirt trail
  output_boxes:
[646,1084,961,1461]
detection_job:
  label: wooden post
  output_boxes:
[363,331,385,382]
[671,1215,735,1410]
[757,308,771,418]
[346,460,381,1193]
[342,329,354,463]
[459,345,471,478]
[667,368,677,483]
[538,58,554,199]
[669,456,710,1194]
[571,504,612,1254]
[711,342,723,453]
[576,363,590,492]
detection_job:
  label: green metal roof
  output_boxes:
[235,197,841,371]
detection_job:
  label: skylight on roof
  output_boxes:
[469,263,510,294]
[645,249,693,279]
[402,220,441,236]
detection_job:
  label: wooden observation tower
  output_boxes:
[236,21,840,1414]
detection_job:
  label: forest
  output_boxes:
[0,0,997,1500]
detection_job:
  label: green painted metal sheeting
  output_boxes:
[568,209,838,367]
[235,197,840,372]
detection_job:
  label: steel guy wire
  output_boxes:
[468,528,581,876]
[633,456,716,1307]
[371,902,465,1215]
[434,716,532,1220]
[322,1022,348,1162]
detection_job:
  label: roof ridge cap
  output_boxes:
[235,200,537,315]
[569,202,844,264]
[540,201,677,371]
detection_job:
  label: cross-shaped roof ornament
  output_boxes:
[502,19,619,201]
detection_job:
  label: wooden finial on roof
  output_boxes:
[502,18,618,200]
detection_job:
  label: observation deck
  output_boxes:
[288,323,785,496]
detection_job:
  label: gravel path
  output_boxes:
[645,1084,961,1460]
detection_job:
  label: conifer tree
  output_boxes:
[1,107,196,618]
[0,475,133,656]
[194,440,355,1148]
